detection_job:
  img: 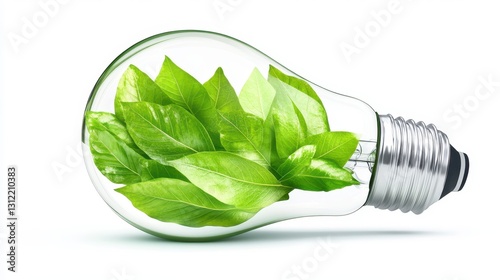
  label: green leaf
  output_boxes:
[305,131,359,167]
[88,129,143,184]
[139,159,187,182]
[268,66,330,135]
[114,65,171,122]
[239,68,276,120]
[85,111,147,158]
[203,67,243,113]
[122,102,215,164]
[154,56,220,145]
[271,92,308,159]
[268,65,323,105]
[218,111,271,167]
[169,152,291,209]
[116,178,256,227]
[281,158,359,192]
[267,116,281,169]
[277,145,316,181]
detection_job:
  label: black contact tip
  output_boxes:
[440,145,469,199]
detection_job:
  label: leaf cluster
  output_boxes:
[86,56,359,227]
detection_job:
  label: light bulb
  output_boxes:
[82,30,469,241]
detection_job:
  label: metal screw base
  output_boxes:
[366,114,451,214]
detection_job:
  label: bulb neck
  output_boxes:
[366,114,469,214]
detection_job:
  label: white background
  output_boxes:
[1,1,499,279]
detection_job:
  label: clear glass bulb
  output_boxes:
[82,30,469,241]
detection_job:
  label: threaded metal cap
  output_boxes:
[366,114,469,214]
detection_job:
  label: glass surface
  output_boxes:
[82,30,378,240]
